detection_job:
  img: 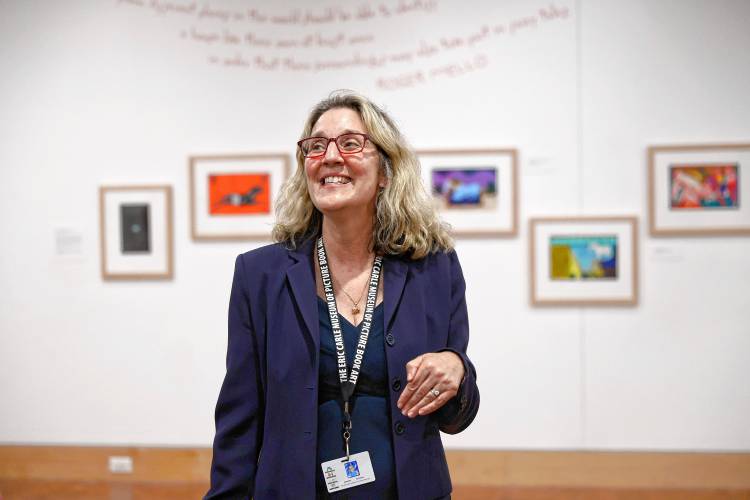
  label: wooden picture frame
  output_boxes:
[189,154,291,240]
[648,143,750,236]
[99,185,173,280]
[417,149,518,237]
[529,216,639,306]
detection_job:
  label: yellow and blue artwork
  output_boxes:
[549,235,618,280]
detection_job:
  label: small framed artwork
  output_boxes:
[99,185,173,280]
[648,143,750,236]
[189,154,291,240]
[417,149,518,236]
[529,216,638,306]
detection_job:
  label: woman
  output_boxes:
[205,91,479,499]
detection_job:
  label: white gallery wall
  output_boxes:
[1,0,749,450]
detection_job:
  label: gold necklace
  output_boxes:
[339,279,369,316]
[335,255,374,316]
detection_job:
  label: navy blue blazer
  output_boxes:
[205,238,480,499]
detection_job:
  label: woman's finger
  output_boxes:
[417,387,458,416]
[399,359,440,412]
[397,355,427,409]
[406,354,424,383]
[405,384,445,418]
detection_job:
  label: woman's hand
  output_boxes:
[396,351,465,418]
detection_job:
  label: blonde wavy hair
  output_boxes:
[272,90,453,259]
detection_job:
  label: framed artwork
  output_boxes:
[648,143,750,236]
[99,185,173,280]
[417,149,518,236]
[529,216,638,306]
[189,154,291,240]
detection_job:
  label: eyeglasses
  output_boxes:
[297,133,370,158]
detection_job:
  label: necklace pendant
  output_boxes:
[351,306,360,315]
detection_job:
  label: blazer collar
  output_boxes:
[382,255,408,331]
[286,238,319,350]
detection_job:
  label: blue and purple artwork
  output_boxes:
[431,167,497,208]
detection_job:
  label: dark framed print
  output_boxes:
[189,154,291,240]
[120,204,150,253]
[417,149,518,236]
[99,185,173,280]
[648,143,750,236]
[529,216,638,306]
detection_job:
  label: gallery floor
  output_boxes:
[1,481,750,499]
[2,447,749,500]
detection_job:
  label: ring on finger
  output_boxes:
[430,388,440,398]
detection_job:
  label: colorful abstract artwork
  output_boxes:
[549,235,618,280]
[208,173,270,215]
[669,164,739,209]
[431,167,497,209]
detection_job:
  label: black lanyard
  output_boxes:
[316,236,383,459]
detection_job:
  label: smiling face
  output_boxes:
[304,107,384,218]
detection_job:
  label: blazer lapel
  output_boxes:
[286,239,319,351]
[383,255,408,331]
[286,241,409,346]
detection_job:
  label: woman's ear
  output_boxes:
[379,151,393,186]
[378,168,391,188]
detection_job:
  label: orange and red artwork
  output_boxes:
[209,173,270,215]
[670,164,739,209]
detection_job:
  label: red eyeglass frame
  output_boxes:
[297,133,371,158]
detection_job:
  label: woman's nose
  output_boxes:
[323,139,344,163]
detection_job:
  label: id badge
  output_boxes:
[320,451,376,493]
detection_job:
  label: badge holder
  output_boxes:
[316,237,382,493]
